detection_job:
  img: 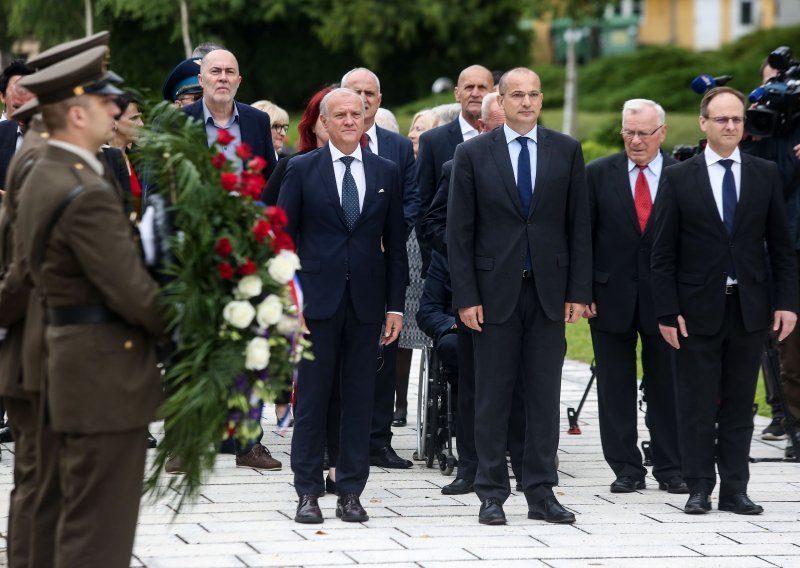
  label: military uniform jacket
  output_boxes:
[16,143,165,434]
[0,117,50,398]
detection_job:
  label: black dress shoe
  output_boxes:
[658,476,689,494]
[610,476,646,493]
[295,494,323,524]
[718,493,763,515]
[370,445,413,469]
[528,496,576,524]
[146,431,158,449]
[336,493,369,522]
[441,478,474,495]
[392,408,407,427]
[326,475,336,495]
[0,426,13,443]
[478,498,506,525]
[684,491,711,514]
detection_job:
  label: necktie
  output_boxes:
[634,166,652,232]
[517,137,533,270]
[340,156,360,231]
[360,133,369,150]
[719,158,737,279]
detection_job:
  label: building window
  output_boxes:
[741,1,753,25]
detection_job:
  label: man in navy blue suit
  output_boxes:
[279,88,408,524]
[181,49,276,179]
[341,67,420,469]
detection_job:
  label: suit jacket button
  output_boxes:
[124,340,134,350]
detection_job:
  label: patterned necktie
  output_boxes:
[517,137,533,270]
[719,158,737,279]
[340,156,360,231]
[634,166,652,232]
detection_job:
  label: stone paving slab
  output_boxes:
[1,353,799,567]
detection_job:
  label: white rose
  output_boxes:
[276,314,300,336]
[236,275,263,299]
[267,250,301,284]
[244,337,270,370]
[222,301,256,329]
[256,295,283,327]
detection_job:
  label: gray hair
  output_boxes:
[375,108,399,133]
[319,88,366,117]
[622,98,666,125]
[251,100,289,125]
[340,67,381,93]
[192,42,226,58]
[481,92,500,121]
[431,103,461,127]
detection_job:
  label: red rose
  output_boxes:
[271,231,295,252]
[248,156,267,172]
[241,171,266,199]
[235,143,253,160]
[252,219,271,243]
[216,129,235,146]
[220,172,239,192]
[238,258,257,275]
[211,152,227,169]
[215,237,233,257]
[266,206,288,230]
[218,262,234,279]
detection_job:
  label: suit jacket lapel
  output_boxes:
[317,145,349,230]
[487,129,523,218]
[733,154,754,235]
[447,118,464,152]
[358,152,378,225]
[694,156,729,238]
[529,127,550,218]
[375,125,391,159]
[611,153,642,235]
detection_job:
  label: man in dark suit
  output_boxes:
[279,88,408,524]
[341,67,420,468]
[181,49,276,179]
[181,48,280,470]
[447,67,591,525]
[585,99,686,495]
[651,86,798,515]
[0,60,34,192]
[416,64,493,272]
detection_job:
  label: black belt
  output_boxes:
[725,284,738,295]
[522,269,533,279]
[46,305,123,326]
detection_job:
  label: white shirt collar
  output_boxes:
[503,123,538,145]
[329,142,364,164]
[48,140,104,176]
[365,123,378,143]
[704,145,741,167]
[458,113,478,139]
[627,151,664,175]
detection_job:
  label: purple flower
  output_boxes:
[256,368,269,381]
[234,374,249,392]
[229,411,243,423]
[248,406,262,421]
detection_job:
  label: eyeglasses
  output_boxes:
[620,124,664,140]
[507,90,542,101]
[272,124,290,135]
[706,116,745,125]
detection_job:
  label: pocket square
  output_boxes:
[378,188,385,193]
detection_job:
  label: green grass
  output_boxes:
[566,318,770,418]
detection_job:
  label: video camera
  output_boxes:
[671,74,731,161]
[747,46,800,137]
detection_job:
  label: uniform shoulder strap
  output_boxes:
[33,185,85,274]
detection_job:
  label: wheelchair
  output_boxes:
[414,337,458,475]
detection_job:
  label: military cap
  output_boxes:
[162,57,202,102]
[27,31,110,71]
[19,45,123,106]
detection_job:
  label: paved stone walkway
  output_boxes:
[1,356,798,567]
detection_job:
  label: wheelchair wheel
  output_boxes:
[438,453,456,476]
[425,387,438,469]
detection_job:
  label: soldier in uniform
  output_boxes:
[15,45,166,567]
[0,31,114,568]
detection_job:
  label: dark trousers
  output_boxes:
[591,322,682,482]
[53,427,147,568]
[394,347,412,414]
[473,278,564,504]
[5,395,37,568]
[370,340,397,451]
[763,334,785,419]
[291,290,381,497]
[777,256,800,427]
[674,293,763,496]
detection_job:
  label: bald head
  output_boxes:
[498,67,540,95]
[199,49,241,109]
[455,64,493,126]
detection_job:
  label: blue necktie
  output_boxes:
[719,159,737,279]
[517,137,533,271]
[340,156,360,231]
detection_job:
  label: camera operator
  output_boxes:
[742,50,800,458]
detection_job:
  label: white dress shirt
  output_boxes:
[504,123,538,192]
[364,123,379,155]
[627,152,663,202]
[459,113,479,141]
[705,145,742,284]
[329,143,366,210]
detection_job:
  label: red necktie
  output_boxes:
[634,166,652,232]
[360,133,369,149]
